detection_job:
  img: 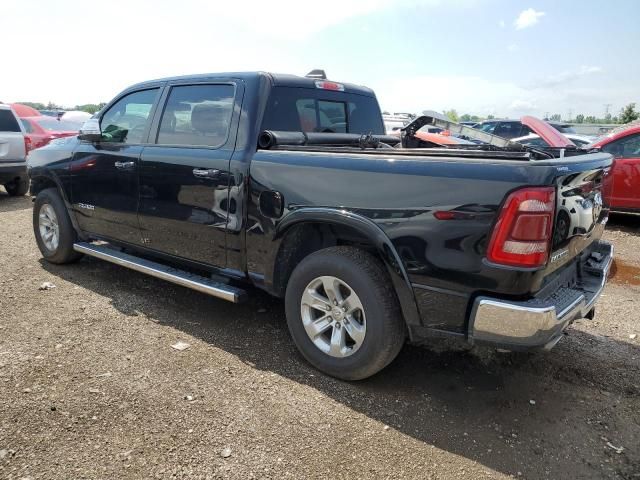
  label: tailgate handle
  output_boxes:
[193,168,220,179]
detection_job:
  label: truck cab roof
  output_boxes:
[127,72,376,97]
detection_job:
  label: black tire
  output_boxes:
[4,178,29,196]
[285,246,405,380]
[33,188,83,264]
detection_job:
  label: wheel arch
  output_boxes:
[30,174,61,197]
[30,173,86,240]
[269,208,421,330]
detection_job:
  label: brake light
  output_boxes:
[487,187,555,268]
[24,135,33,154]
[315,81,344,91]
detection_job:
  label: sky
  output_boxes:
[2,0,639,119]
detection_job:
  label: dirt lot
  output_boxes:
[0,191,638,480]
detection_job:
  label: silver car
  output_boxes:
[0,104,28,196]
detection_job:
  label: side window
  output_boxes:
[20,119,34,133]
[602,134,640,158]
[620,134,640,158]
[157,84,235,147]
[100,88,159,144]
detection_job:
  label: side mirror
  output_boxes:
[78,118,102,142]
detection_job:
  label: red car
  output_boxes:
[20,116,80,151]
[590,123,640,212]
[10,103,40,117]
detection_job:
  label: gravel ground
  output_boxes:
[0,191,638,480]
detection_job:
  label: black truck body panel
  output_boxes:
[27,71,613,342]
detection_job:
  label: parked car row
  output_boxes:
[0,103,83,195]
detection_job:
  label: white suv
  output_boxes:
[0,104,28,196]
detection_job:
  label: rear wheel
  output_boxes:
[285,246,405,380]
[4,178,29,196]
[33,188,83,264]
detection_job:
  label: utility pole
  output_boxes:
[604,103,612,118]
[567,109,573,122]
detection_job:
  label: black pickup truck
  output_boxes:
[27,71,613,380]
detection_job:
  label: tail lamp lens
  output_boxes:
[487,187,555,268]
[24,136,33,154]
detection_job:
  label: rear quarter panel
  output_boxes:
[247,149,611,332]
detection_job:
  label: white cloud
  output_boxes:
[0,0,451,105]
[373,70,626,118]
[0,0,626,121]
[507,44,519,52]
[532,65,604,88]
[372,75,528,116]
[508,99,536,112]
[194,0,394,40]
[514,8,545,29]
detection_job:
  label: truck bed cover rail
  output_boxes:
[258,130,401,149]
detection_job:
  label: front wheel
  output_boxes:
[33,188,83,264]
[285,246,405,380]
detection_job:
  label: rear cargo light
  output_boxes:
[315,81,344,91]
[487,187,555,268]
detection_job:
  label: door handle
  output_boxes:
[192,168,220,179]
[114,161,135,170]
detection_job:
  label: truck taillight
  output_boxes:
[487,187,555,268]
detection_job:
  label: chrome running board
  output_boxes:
[73,242,246,303]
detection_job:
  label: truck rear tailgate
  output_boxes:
[542,154,611,279]
[469,152,614,349]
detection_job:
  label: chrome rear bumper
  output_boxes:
[469,241,613,350]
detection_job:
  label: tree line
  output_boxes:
[444,103,639,125]
[16,101,106,114]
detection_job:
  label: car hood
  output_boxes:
[521,116,576,148]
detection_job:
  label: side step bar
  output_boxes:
[73,242,247,303]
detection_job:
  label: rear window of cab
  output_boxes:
[261,87,384,135]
